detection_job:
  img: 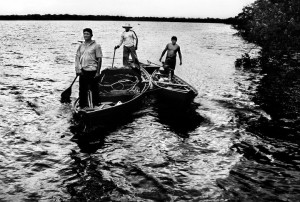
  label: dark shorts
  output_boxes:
[79,70,99,108]
[164,57,176,70]
[123,46,139,67]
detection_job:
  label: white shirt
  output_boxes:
[118,31,137,47]
[75,40,103,72]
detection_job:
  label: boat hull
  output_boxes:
[155,86,196,104]
[151,70,198,105]
[73,67,150,124]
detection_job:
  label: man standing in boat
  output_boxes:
[159,36,182,79]
[75,28,103,108]
[114,23,140,68]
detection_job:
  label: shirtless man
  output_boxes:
[159,36,182,78]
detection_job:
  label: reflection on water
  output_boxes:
[216,62,300,201]
[152,101,205,138]
[1,21,298,201]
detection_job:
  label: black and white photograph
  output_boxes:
[0,0,299,201]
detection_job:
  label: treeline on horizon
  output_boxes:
[0,14,237,24]
[234,0,300,60]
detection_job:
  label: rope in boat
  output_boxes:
[99,76,140,93]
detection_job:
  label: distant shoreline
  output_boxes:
[0,14,236,24]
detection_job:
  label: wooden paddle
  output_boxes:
[61,75,78,102]
[112,48,116,68]
[147,60,163,67]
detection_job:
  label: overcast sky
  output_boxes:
[1,0,255,18]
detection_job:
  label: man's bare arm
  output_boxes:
[178,49,182,65]
[95,57,102,77]
[159,46,168,62]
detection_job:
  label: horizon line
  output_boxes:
[0,14,237,20]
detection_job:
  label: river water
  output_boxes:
[0,21,299,201]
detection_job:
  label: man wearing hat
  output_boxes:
[115,23,139,67]
[75,28,103,108]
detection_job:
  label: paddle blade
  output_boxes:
[61,87,72,103]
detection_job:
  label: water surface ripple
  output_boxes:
[1,21,298,201]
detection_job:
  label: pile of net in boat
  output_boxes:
[97,68,141,101]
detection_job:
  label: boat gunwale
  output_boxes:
[151,69,198,96]
[73,67,151,116]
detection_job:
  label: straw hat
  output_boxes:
[122,23,132,28]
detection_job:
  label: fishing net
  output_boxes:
[97,68,142,102]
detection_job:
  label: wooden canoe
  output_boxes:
[150,69,198,105]
[73,67,151,124]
